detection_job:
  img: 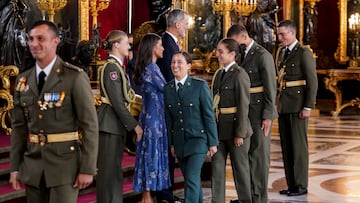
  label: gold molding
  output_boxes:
[299,0,304,44]
[334,0,349,64]
[0,65,19,134]
[283,1,292,20]
[79,0,89,41]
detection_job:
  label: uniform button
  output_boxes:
[38,114,43,119]
[179,119,183,123]
[257,99,260,103]
[189,103,193,106]
[179,111,182,114]
[201,130,204,133]
[39,129,44,133]
[178,102,181,106]
[181,128,184,131]
[22,102,26,107]
[70,146,75,151]
[297,90,301,94]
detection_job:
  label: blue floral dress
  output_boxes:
[133,62,171,192]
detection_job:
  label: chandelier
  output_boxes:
[37,0,67,22]
[211,0,257,17]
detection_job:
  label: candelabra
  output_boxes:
[211,0,256,36]
[348,13,360,67]
[233,0,257,17]
[37,0,67,22]
[90,0,111,28]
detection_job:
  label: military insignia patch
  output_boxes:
[110,71,118,80]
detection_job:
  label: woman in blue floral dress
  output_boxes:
[133,33,171,203]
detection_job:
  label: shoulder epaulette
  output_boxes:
[107,58,117,64]
[63,62,83,72]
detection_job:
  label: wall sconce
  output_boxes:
[37,0,67,22]
[348,12,360,67]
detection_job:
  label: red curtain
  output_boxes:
[94,0,150,59]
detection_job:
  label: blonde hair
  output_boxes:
[100,30,127,50]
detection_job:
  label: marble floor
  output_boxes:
[175,115,360,203]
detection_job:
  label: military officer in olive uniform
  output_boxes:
[211,38,253,203]
[227,24,277,203]
[276,20,318,197]
[163,51,218,203]
[9,20,98,203]
[96,30,142,203]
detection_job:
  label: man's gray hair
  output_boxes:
[167,9,188,27]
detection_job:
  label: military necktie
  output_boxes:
[239,44,247,63]
[221,69,226,81]
[177,82,183,98]
[38,71,46,92]
[284,48,291,60]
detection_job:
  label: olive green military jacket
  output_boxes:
[10,57,99,187]
[97,56,138,135]
[212,64,253,140]
[277,43,318,113]
[164,76,218,159]
[240,42,277,124]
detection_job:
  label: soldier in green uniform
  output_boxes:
[96,30,143,203]
[163,51,218,203]
[211,38,253,203]
[276,20,318,196]
[9,20,98,203]
[227,24,277,203]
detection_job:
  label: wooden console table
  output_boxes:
[322,69,360,116]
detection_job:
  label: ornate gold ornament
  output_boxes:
[0,65,19,134]
[334,0,350,64]
[37,0,67,22]
[211,0,256,36]
[90,0,111,28]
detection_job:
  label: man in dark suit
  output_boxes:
[157,8,189,82]
[156,8,189,203]
[163,51,218,203]
[276,20,318,196]
[227,24,277,203]
[9,20,98,203]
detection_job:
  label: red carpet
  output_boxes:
[0,132,10,148]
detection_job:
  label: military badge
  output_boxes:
[15,76,29,92]
[110,71,118,80]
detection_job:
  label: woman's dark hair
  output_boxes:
[100,30,127,50]
[218,38,240,61]
[173,51,192,64]
[133,33,161,85]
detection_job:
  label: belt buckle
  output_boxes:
[38,133,47,147]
